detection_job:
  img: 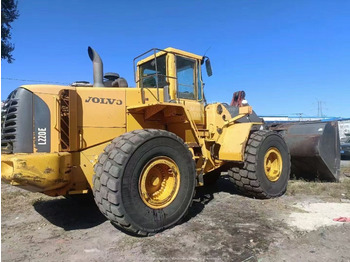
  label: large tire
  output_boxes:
[93,129,196,236]
[228,130,290,199]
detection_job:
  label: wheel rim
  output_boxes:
[264,147,283,182]
[139,156,180,209]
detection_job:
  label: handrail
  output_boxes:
[133,48,167,103]
[133,48,181,104]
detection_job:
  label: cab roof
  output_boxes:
[136,47,203,66]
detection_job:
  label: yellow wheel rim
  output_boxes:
[264,147,283,182]
[139,157,180,209]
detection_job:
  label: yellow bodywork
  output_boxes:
[217,122,256,161]
[1,152,72,194]
[1,47,263,196]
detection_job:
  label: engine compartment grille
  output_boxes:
[1,90,19,153]
[1,88,34,154]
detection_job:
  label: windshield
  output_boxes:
[177,56,196,99]
[139,55,167,88]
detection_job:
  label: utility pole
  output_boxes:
[317,100,324,117]
[296,113,303,121]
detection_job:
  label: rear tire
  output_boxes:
[228,130,290,199]
[92,129,196,236]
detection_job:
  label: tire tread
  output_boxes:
[228,130,290,199]
[93,129,195,236]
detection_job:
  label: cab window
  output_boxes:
[176,56,196,100]
[140,55,167,88]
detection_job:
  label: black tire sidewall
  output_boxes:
[121,136,195,233]
[255,134,290,197]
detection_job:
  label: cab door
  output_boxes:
[176,55,205,125]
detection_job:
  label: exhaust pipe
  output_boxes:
[88,46,104,87]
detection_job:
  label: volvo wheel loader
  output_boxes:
[1,47,340,236]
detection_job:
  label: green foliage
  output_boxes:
[1,0,19,63]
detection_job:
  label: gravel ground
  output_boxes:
[1,161,350,262]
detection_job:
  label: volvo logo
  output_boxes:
[85,96,123,105]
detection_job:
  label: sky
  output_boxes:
[1,0,350,117]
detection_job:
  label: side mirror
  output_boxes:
[205,58,212,77]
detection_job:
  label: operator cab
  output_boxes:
[135,48,212,103]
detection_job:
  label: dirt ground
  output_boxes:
[2,161,350,262]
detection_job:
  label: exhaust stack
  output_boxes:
[88,46,104,87]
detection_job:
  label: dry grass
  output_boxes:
[286,177,350,199]
[286,163,350,199]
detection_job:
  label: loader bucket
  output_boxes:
[269,121,340,181]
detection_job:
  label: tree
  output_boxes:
[1,0,19,63]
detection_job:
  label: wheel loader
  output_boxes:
[1,47,340,236]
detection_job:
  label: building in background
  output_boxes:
[260,115,350,140]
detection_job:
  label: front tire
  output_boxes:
[93,129,196,236]
[228,130,290,199]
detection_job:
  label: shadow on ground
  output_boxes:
[33,175,238,232]
[33,195,107,231]
[184,175,239,222]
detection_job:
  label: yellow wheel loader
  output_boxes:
[1,47,340,236]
